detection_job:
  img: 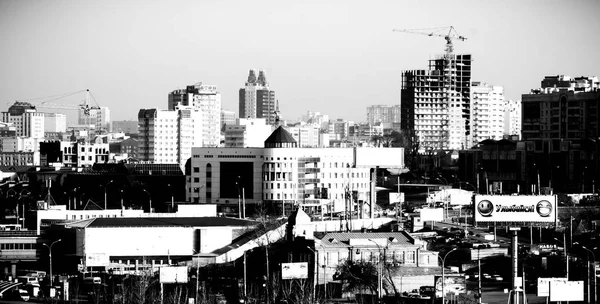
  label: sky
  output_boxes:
[1,0,599,124]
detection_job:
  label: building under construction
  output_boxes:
[401,54,472,152]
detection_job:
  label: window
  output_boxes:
[194,167,200,173]
[194,178,200,183]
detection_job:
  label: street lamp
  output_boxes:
[142,189,152,213]
[104,180,114,210]
[574,242,596,304]
[42,239,62,286]
[168,184,174,209]
[306,246,319,304]
[367,239,386,301]
[440,248,458,304]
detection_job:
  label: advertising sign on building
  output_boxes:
[537,277,568,297]
[388,192,405,204]
[281,262,309,280]
[86,253,110,267]
[549,280,584,302]
[159,266,189,284]
[474,195,557,227]
[434,275,466,298]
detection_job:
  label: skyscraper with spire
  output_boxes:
[239,70,278,126]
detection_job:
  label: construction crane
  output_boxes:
[392,26,467,60]
[7,89,101,116]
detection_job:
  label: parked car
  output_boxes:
[16,276,40,287]
[493,274,504,281]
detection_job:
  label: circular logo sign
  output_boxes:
[536,200,552,217]
[477,200,493,217]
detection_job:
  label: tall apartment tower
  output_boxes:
[239,70,277,125]
[1,102,45,138]
[522,75,600,142]
[504,99,521,139]
[167,82,222,147]
[138,106,203,168]
[366,105,401,125]
[470,82,505,146]
[401,54,472,151]
[78,107,111,132]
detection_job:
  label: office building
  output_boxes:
[401,54,472,151]
[1,102,45,139]
[239,70,277,125]
[138,106,203,168]
[471,82,505,146]
[366,105,401,125]
[328,119,349,140]
[0,122,16,138]
[186,126,404,216]
[285,124,321,148]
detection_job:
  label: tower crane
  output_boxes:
[392,26,467,60]
[6,89,101,115]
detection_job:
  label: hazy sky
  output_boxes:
[1,0,599,124]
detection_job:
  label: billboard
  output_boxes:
[549,281,584,301]
[388,192,405,204]
[420,208,444,221]
[474,195,557,226]
[537,277,568,297]
[434,275,466,298]
[159,266,188,283]
[281,262,308,280]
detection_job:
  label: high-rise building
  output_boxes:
[239,70,277,125]
[401,54,472,151]
[138,106,203,168]
[367,105,401,125]
[168,83,222,147]
[522,75,600,142]
[78,107,111,133]
[470,82,505,146]
[504,99,521,139]
[1,102,45,138]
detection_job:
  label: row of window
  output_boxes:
[0,243,36,250]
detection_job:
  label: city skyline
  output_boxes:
[1,0,599,123]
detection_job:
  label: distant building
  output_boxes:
[0,152,37,166]
[39,141,109,167]
[119,138,139,160]
[138,107,202,168]
[522,75,600,142]
[328,119,349,140]
[1,102,45,138]
[79,107,110,133]
[0,122,16,138]
[504,99,521,139]
[239,70,277,125]
[168,83,222,147]
[285,124,321,147]
[43,113,67,133]
[220,109,236,129]
[0,137,40,153]
[186,126,405,217]
[112,120,138,134]
[401,54,472,151]
[471,82,505,146]
[224,118,273,148]
[302,111,330,130]
[366,105,401,125]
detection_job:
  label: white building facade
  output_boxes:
[186,145,404,216]
[138,107,203,167]
[504,99,521,139]
[192,85,221,147]
[224,118,273,148]
[44,113,67,133]
[79,107,111,133]
[470,82,505,146]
